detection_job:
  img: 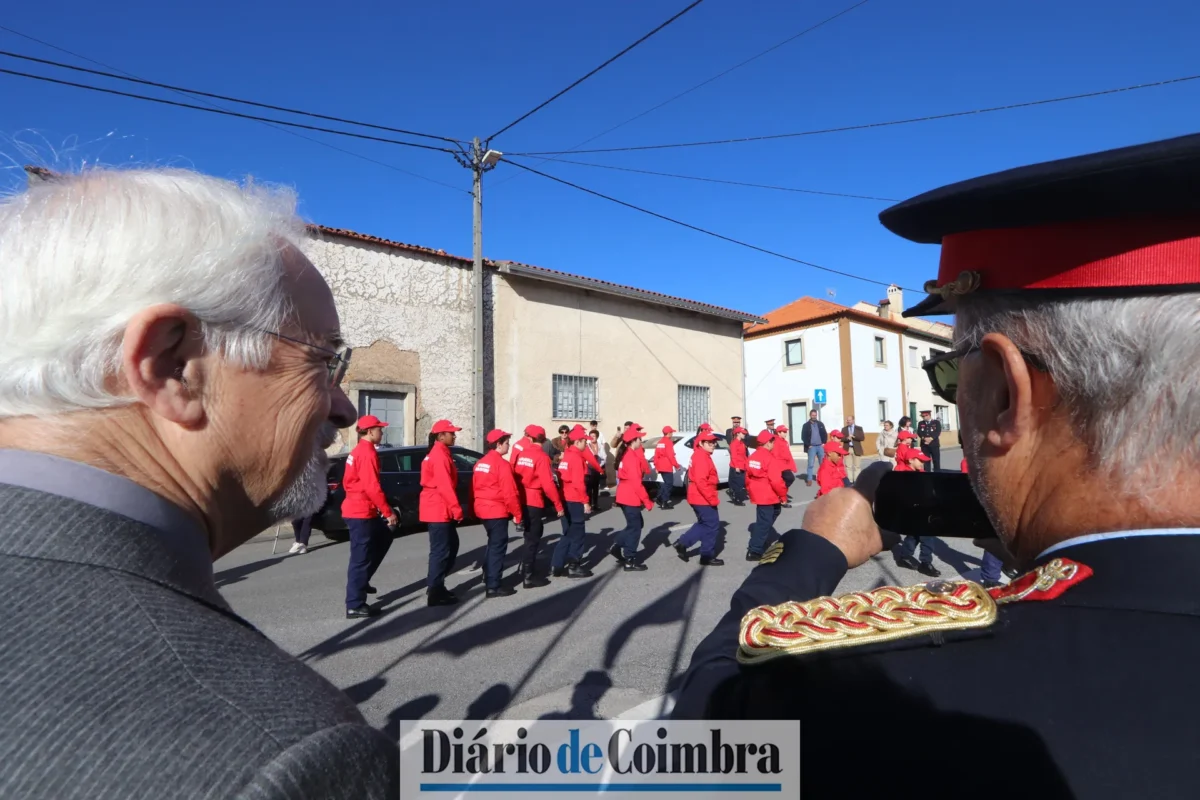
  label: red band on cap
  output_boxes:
[938,217,1200,292]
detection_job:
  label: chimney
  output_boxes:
[886,285,903,315]
[877,299,891,320]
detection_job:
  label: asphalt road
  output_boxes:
[215,448,978,736]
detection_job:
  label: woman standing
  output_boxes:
[585,428,606,510]
[551,426,594,579]
[419,419,465,607]
[898,416,914,436]
[673,432,723,566]
[611,428,654,571]
[473,429,523,599]
[876,419,899,466]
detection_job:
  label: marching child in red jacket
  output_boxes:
[473,430,523,598]
[420,419,465,606]
[512,425,563,589]
[727,427,749,506]
[551,425,594,579]
[341,414,398,619]
[815,440,848,498]
[673,432,723,567]
[611,427,655,571]
[653,426,681,509]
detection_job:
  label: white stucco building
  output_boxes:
[304,226,763,452]
[743,297,910,460]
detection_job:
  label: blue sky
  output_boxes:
[3,0,1199,317]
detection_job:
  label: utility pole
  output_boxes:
[460,139,503,451]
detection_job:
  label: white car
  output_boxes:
[642,433,731,490]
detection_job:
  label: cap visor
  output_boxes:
[902,293,953,317]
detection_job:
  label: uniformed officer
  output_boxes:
[917,409,942,471]
[725,416,743,443]
[672,134,1200,796]
[726,427,749,506]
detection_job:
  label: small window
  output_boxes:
[934,405,950,430]
[678,385,711,432]
[377,452,402,472]
[358,390,406,446]
[908,346,919,368]
[397,452,419,472]
[552,374,598,420]
[873,337,885,364]
[785,338,804,366]
[878,399,888,423]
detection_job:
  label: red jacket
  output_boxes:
[747,447,788,505]
[652,436,680,474]
[686,447,720,507]
[773,435,797,472]
[340,439,390,520]
[961,458,968,473]
[513,444,563,512]
[815,457,845,498]
[615,449,654,509]
[473,450,523,523]
[582,446,603,474]
[557,446,589,504]
[419,441,463,523]
[729,437,748,470]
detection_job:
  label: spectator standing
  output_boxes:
[289,515,313,555]
[876,420,898,466]
[840,416,866,481]
[549,425,570,462]
[799,409,828,487]
[727,427,749,506]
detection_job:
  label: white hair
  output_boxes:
[0,168,305,418]
[955,292,1200,484]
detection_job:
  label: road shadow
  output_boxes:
[538,671,614,720]
[467,683,514,720]
[343,676,387,705]
[384,693,441,741]
[214,555,287,588]
[637,520,680,561]
[605,570,702,669]
[931,538,983,575]
[579,527,617,570]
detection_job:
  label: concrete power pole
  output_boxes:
[465,139,502,451]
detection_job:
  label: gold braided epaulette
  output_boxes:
[738,579,998,665]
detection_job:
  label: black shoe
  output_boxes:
[781,503,793,509]
[552,566,568,578]
[345,605,378,619]
[699,556,724,567]
[567,564,593,578]
[427,589,458,607]
[980,579,1003,589]
[608,545,627,564]
[1003,567,1021,580]
[486,586,518,598]
[523,575,551,589]
[918,562,942,578]
[895,555,920,571]
[746,551,762,562]
[365,584,377,595]
[674,542,690,562]
[623,561,648,572]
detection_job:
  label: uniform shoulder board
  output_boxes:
[737,557,1092,665]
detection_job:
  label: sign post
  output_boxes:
[813,389,827,419]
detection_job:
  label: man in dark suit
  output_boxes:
[0,168,396,798]
[917,409,942,471]
[672,134,1200,796]
[798,409,827,487]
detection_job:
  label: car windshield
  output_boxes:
[683,435,728,450]
[450,448,481,470]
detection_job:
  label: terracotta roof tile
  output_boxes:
[744,296,910,338]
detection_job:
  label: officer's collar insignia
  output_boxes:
[988,557,1093,605]
[759,542,784,565]
[737,579,996,665]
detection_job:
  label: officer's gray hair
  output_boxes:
[954,292,1200,482]
[0,168,303,417]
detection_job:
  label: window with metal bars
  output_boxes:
[551,374,598,420]
[678,385,710,432]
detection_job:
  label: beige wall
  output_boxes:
[492,275,746,439]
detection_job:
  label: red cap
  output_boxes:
[910,450,932,463]
[662,425,676,434]
[699,422,713,432]
[524,424,545,438]
[486,429,511,444]
[732,426,747,435]
[431,419,461,434]
[356,414,388,430]
[569,425,589,442]
[826,440,848,455]
[756,430,774,445]
[696,432,718,443]
[623,427,646,444]
[829,429,843,439]
[897,430,916,441]
[776,425,789,433]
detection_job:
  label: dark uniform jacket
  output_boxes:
[917,417,942,447]
[673,528,1200,799]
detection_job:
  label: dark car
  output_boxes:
[313,445,482,542]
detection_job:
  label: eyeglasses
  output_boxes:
[265,330,352,387]
[922,345,1047,404]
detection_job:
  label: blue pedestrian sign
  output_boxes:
[814,389,827,404]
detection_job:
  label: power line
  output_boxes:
[543,157,898,201]
[0,26,469,194]
[0,47,465,145]
[0,67,459,154]
[486,0,707,141]
[511,72,1200,155]
[505,157,911,291]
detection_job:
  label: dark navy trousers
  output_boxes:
[656,472,675,505]
[551,502,587,569]
[616,504,645,560]
[426,521,460,591]
[481,518,510,590]
[748,504,781,556]
[345,517,392,609]
[677,505,720,558]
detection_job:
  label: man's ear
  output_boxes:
[978,333,1038,452]
[119,304,208,428]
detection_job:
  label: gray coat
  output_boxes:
[0,451,398,799]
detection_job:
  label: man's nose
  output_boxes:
[329,385,356,429]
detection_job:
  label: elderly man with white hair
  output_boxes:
[672,134,1200,796]
[0,168,396,798]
